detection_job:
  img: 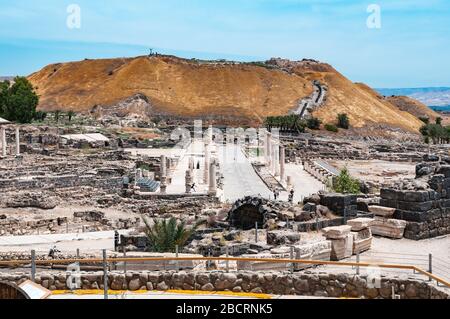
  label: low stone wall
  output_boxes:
[0,175,123,193]
[0,271,448,299]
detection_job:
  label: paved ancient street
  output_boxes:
[219,144,272,202]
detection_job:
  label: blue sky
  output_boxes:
[0,0,449,87]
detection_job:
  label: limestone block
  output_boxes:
[369,205,396,218]
[370,217,407,239]
[294,240,332,270]
[347,218,374,231]
[351,228,373,254]
[322,225,352,239]
[329,234,353,261]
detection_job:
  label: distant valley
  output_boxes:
[377,87,450,111]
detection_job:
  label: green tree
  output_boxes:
[333,168,361,194]
[1,77,39,123]
[436,117,443,125]
[306,117,321,130]
[143,217,198,253]
[0,80,10,117]
[337,113,350,129]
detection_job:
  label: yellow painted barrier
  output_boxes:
[50,289,272,299]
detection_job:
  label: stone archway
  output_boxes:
[228,197,278,230]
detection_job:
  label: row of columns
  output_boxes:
[264,130,285,183]
[0,127,20,157]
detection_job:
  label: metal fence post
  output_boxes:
[175,245,180,271]
[290,246,294,274]
[356,252,360,275]
[31,250,36,282]
[225,246,229,273]
[428,253,433,281]
[255,222,258,243]
[76,249,80,258]
[123,246,127,275]
[102,249,108,300]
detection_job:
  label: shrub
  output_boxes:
[337,113,350,129]
[306,117,321,130]
[143,217,198,253]
[325,124,338,132]
[436,117,443,125]
[333,168,361,194]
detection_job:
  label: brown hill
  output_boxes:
[28,55,424,133]
[385,95,439,122]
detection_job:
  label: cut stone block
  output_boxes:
[329,234,353,261]
[322,225,352,239]
[237,240,331,271]
[370,217,407,239]
[347,218,375,231]
[369,206,396,218]
[351,228,373,254]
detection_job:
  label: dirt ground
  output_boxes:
[329,159,415,184]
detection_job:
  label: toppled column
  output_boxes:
[15,127,20,156]
[1,127,6,157]
[208,160,217,196]
[279,145,286,182]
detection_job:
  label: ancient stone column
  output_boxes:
[274,143,280,177]
[1,127,6,157]
[209,160,217,195]
[266,133,271,167]
[160,176,167,194]
[160,155,167,177]
[280,145,286,182]
[15,127,20,156]
[135,168,143,181]
[204,143,210,184]
[286,176,293,191]
[185,170,193,194]
[189,157,195,172]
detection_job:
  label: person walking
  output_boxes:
[288,189,295,203]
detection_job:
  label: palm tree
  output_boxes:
[143,217,200,253]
